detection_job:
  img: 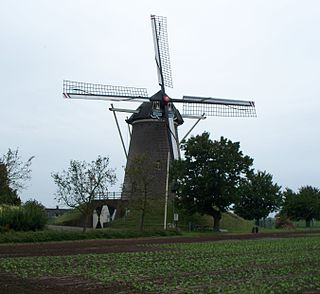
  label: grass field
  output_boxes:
[0,236,319,293]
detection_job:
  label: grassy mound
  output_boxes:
[111,199,172,231]
[220,212,254,232]
[112,200,254,233]
[49,200,254,233]
[49,210,82,226]
[172,210,254,233]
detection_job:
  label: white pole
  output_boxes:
[110,103,128,159]
[164,152,170,230]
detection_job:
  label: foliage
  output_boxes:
[0,236,319,292]
[0,172,21,205]
[0,228,181,243]
[172,132,253,230]
[282,186,320,227]
[22,200,48,231]
[234,170,282,224]
[0,148,34,192]
[52,156,116,232]
[0,200,47,232]
[0,148,34,205]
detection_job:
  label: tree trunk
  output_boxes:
[212,209,222,231]
[306,219,311,228]
[140,209,145,232]
[82,213,88,233]
[139,187,148,232]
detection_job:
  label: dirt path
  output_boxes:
[0,230,319,293]
[0,229,319,258]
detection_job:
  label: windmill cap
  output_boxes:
[126,100,184,125]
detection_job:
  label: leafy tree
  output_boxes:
[282,186,320,227]
[172,132,253,231]
[125,154,163,231]
[0,164,20,205]
[234,171,282,225]
[0,148,34,192]
[52,156,116,232]
[0,148,34,205]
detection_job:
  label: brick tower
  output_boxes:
[122,100,183,200]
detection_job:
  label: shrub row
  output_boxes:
[0,227,181,243]
[0,200,47,232]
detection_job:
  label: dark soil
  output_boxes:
[0,230,319,293]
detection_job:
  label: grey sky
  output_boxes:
[1,1,319,207]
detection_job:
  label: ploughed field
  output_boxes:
[0,231,320,293]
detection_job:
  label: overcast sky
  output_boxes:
[1,1,319,207]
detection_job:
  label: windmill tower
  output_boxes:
[63,15,256,202]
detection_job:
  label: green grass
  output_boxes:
[48,209,82,225]
[0,236,319,293]
[293,219,320,228]
[220,212,254,232]
[111,199,173,230]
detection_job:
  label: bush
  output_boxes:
[0,200,47,231]
[275,215,295,229]
[0,205,22,231]
[22,200,47,230]
[0,228,181,243]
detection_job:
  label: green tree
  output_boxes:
[0,148,34,205]
[282,186,320,227]
[52,156,116,232]
[172,132,253,231]
[0,164,21,205]
[234,170,282,225]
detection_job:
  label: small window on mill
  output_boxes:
[153,101,160,110]
[155,160,161,170]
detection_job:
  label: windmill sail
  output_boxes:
[181,95,256,117]
[151,15,173,89]
[63,80,149,102]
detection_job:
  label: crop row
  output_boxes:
[0,236,319,293]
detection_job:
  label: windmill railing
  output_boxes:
[94,192,125,200]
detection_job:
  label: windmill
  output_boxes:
[63,15,256,203]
